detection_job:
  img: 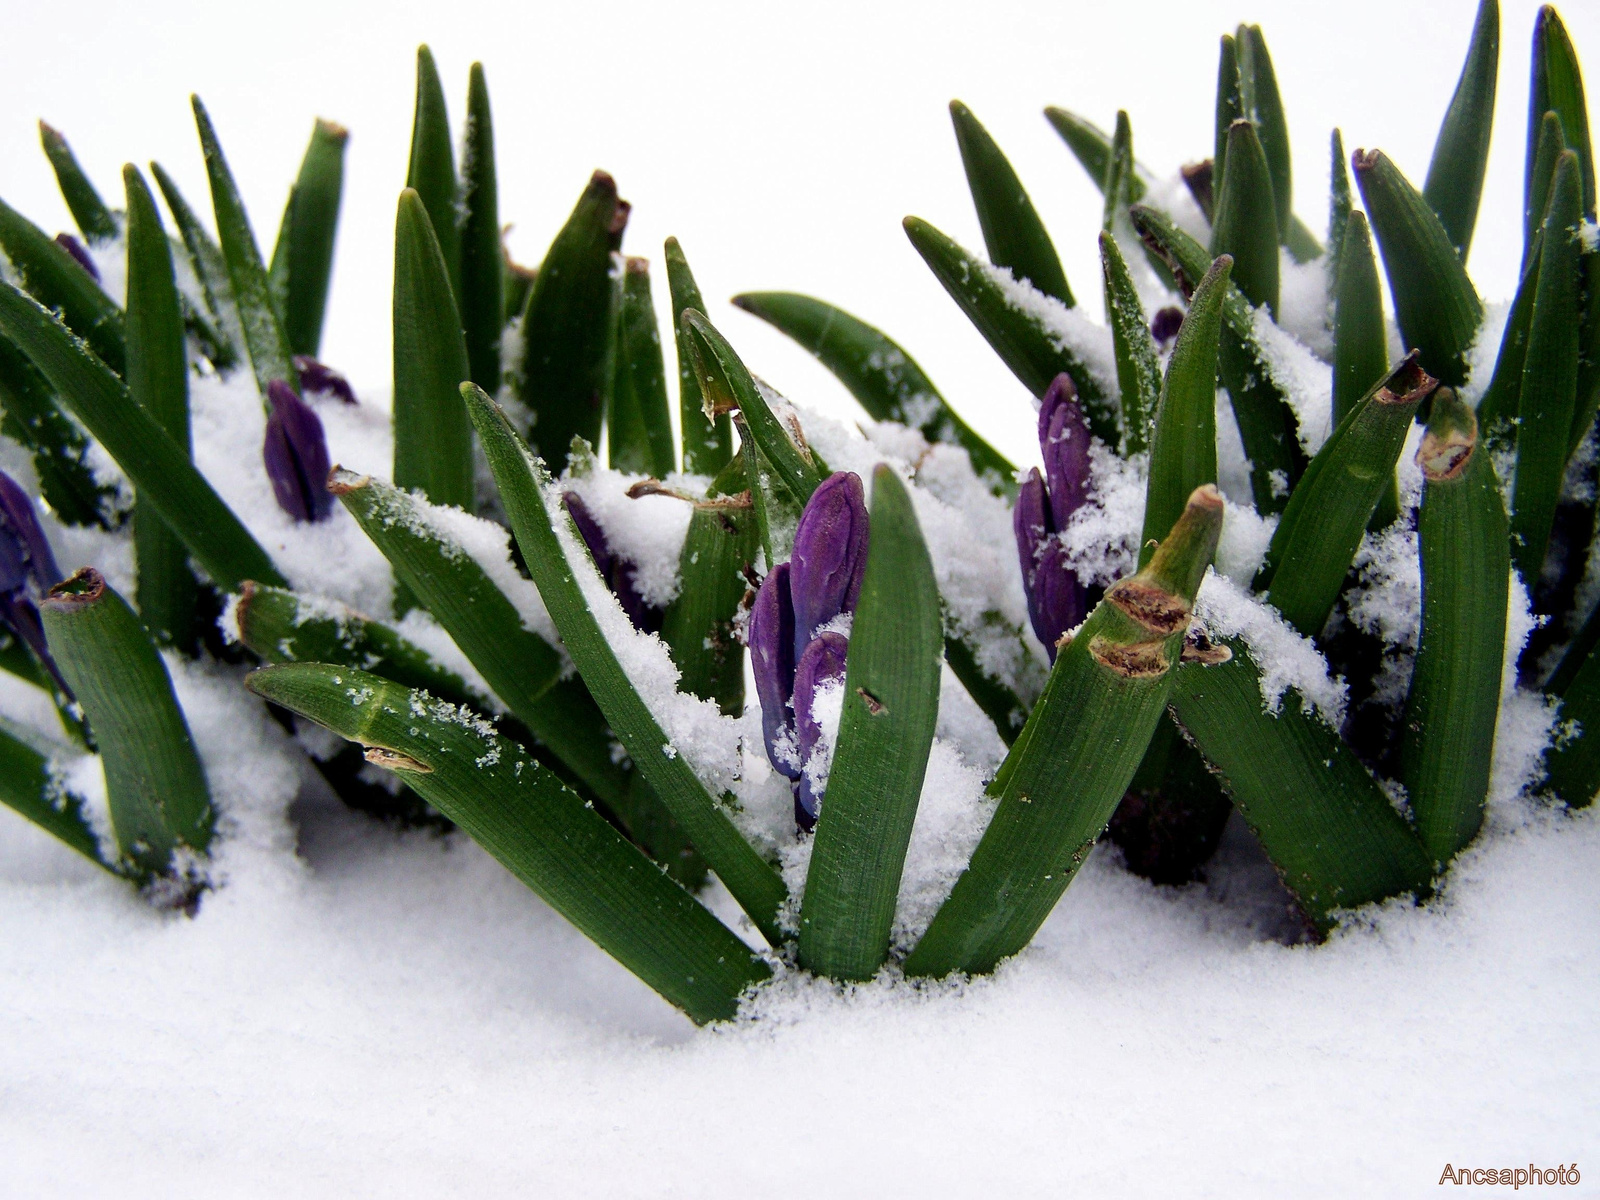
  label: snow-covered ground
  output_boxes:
[1,0,1598,1194]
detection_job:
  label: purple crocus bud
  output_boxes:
[54,233,99,282]
[0,470,62,594]
[748,562,799,780]
[0,470,69,695]
[293,355,357,405]
[263,380,333,522]
[1013,466,1052,638]
[1151,306,1184,345]
[1030,539,1086,661]
[789,471,869,654]
[1038,373,1092,533]
[793,630,848,829]
[612,559,661,636]
[563,492,614,581]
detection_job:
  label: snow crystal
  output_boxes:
[1460,298,1512,409]
[1275,250,1334,360]
[561,466,695,609]
[1193,570,1347,725]
[980,262,1120,401]
[1250,306,1335,456]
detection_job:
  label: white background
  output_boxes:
[2,0,1594,468]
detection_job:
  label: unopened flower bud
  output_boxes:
[793,630,848,828]
[748,562,798,780]
[789,471,868,654]
[1038,373,1091,533]
[293,356,357,405]
[263,380,333,523]
[54,233,99,282]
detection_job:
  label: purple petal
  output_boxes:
[562,492,614,583]
[294,356,357,404]
[1030,538,1087,661]
[2,592,71,700]
[54,233,99,282]
[1150,306,1184,345]
[263,380,333,522]
[1013,467,1051,589]
[1038,374,1091,532]
[793,630,848,828]
[789,471,869,654]
[612,559,661,635]
[748,562,798,780]
[0,469,62,594]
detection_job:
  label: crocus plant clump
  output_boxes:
[0,2,1595,1024]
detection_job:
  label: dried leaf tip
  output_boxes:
[326,466,372,496]
[1377,350,1438,407]
[43,566,106,610]
[1417,388,1477,481]
[363,746,434,774]
[1089,635,1171,679]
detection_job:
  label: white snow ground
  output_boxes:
[1,0,1598,1194]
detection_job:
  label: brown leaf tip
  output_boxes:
[1180,625,1233,665]
[43,566,105,610]
[326,466,370,496]
[1089,636,1171,679]
[1378,350,1438,407]
[363,746,433,774]
[1106,578,1193,636]
[856,686,887,715]
[1352,148,1382,174]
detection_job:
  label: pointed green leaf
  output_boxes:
[393,188,474,511]
[661,459,757,716]
[268,118,346,358]
[1259,356,1437,635]
[1328,128,1353,282]
[1099,233,1160,457]
[1101,111,1135,235]
[462,383,789,945]
[192,96,296,400]
[1332,211,1397,530]
[1236,25,1294,247]
[517,171,623,473]
[730,290,1015,490]
[0,280,283,590]
[0,722,110,870]
[1171,645,1433,935]
[38,122,117,244]
[1528,6,1595,221]
[41,569,212,881]
[1131,203,1304,513]
[124,166,198,649]
[150,161,243,367]
[906,486,1225,978]
[665,237,731,476]
[1476,236,1543,441]
[1425,0,1499,260]
[799,466,942,980]
[1510,150,1584,585]
[1215,34,1244,192]
[459,63,503,394]
[1141,256,1229,564]
[1402,393,1508,862]
[246,663,768,1023]
[949,100,1072,306]
[0,336,111,527]
[902,215,1117,445]
[1043,107,1148,201]
[1210,120,1280,315]
[406,46,460,302]
[609,257,675,478]
[682,309,824,506]
[0,195,124,374]
[1353,148,1483,387]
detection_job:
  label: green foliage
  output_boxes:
[269,119,347,359]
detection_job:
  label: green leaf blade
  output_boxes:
[39,122,118,244]
[41,569,212,880]
[950,100,1072,306]
[462,383,788,945]
[609,258,676,478]
[392,188,475,512]
[0,280,284,590]
[0,195,125,374]
[730,291,1015,489]
[798,466,943,981]
[665,238,732,476]
[269,119,347,359]
[1424,0,1500,261]
[1402,393,1508,862]
[1210,121,1279,315]
[406,46,460,302]
[245,663,769,1024]
[1098,233,1160,457]
[459,63,504,395]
